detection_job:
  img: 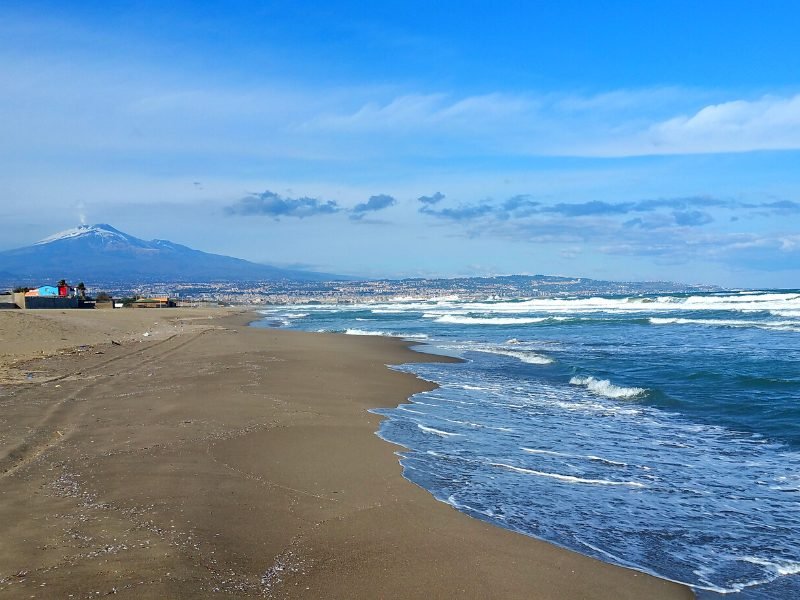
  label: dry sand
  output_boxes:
[0,308,694,599]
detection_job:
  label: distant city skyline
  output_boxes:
[2,1,799,287]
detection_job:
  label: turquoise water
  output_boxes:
[255,290,800,598]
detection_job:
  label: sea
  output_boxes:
[253,290,800,599]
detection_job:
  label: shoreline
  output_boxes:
[0,309,693,598]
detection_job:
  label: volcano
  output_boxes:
[0,224,346,283]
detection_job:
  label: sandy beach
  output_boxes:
[0,308,694,599]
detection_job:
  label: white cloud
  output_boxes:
[303,92,536,134]
[649,95,800,151]
[3,39,799,162]
[304,89,800,156]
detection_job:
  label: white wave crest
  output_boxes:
[692,556,800,594]
[375,291,800,318]
[345,328,388,336]
[450,342,554,364]
[569,376,647,399]
[417,424,462,437]
[276,291,800,320]
[650,317,800,332]
[741,556,800,577]
[490,462,645,487]
[522,447,629,467]
[486,349,553,364]
[344,329,428,339]
[770,309,800,318]
[432,315,549,325]
[521,447,571,457]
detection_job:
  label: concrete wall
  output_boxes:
[0,294,16,309]
[23,297,80,309]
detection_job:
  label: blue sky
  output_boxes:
[1,1,799,287]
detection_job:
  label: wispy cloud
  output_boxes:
[4,37,800,165]
[225,190,340,218]
[673,210,714,227]
[350,193,396,220]
[305,93,534,135]
[418,194,729,223]
[542,201,635,217]
[419,193,539,221]
[418,192,445,205]
[410,191,800,272]
[304,89,800,157]
[643,95,800,155]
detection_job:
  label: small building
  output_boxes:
[25,285,60,297]
[15,282,83,309]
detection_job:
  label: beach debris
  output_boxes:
[261,548,307,593]
[111,340,122,346]
[142,332,150,337]
[14,570,27,578]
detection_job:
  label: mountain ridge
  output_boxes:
[0,224,348,284]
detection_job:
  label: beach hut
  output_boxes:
[25,285,60,297]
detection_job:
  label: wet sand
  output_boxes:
[0,308,694,599]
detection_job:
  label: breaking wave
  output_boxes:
[569,376,647,399]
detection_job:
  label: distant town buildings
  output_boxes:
[33,275,716,307]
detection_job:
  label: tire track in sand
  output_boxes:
[0,328,216,477]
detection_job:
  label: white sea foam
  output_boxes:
[741,556,800,577]
[283,291,800,321]
[432,315,549,325]
[447,343,554,365]
[569,376,647,399]
[550,398,643,416]
[522,447,629,467]
[362,291,800,319]
[417,424,462,437]
[691,556,800,594]
[344,329,428,339]
[462,384,491,391]
[445,494,502,519]
[489,462,645,487]
[398,406,427,415]
[345,328,388,336]
[650,317,800,332]
[488,349,554,364]
[521,448,571,457]
[586,455,629,467]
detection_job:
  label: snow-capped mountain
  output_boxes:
[1,224,345,283]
